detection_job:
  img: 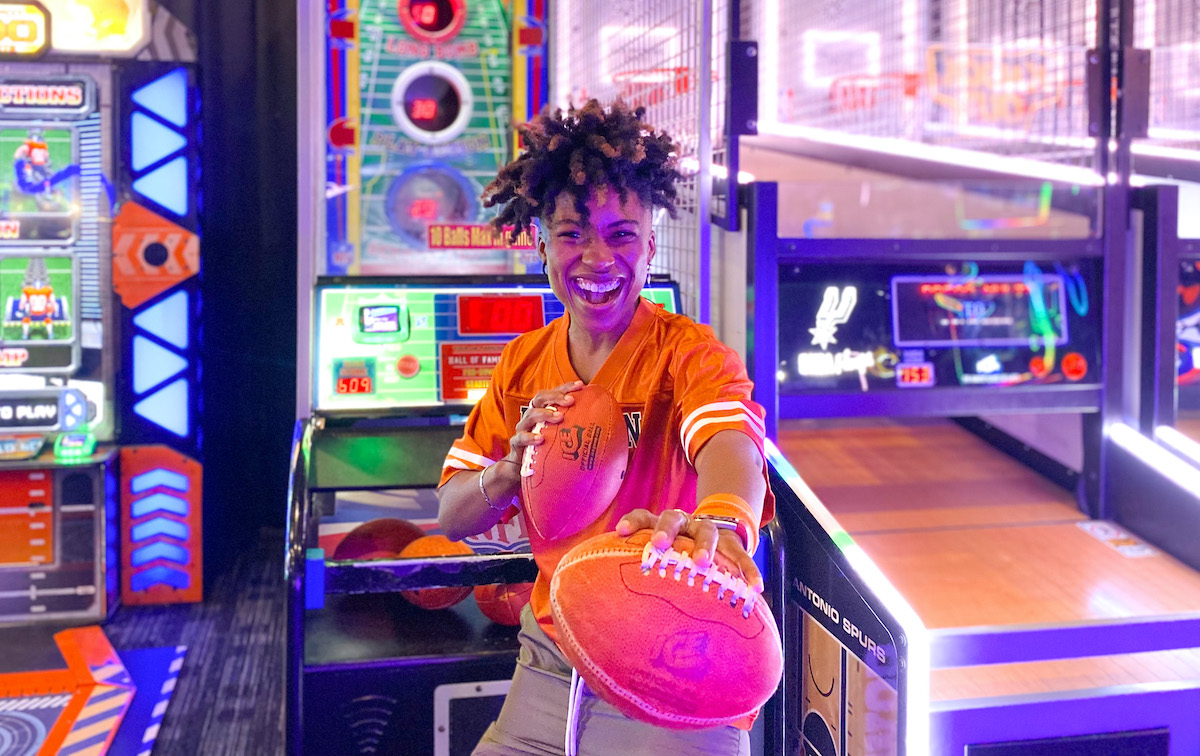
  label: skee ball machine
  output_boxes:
[0,0,203,627]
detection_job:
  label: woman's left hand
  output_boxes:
[615,508,763,593]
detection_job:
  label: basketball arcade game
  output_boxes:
[0,1,202,628]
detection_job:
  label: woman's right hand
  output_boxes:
[503,380,585,467]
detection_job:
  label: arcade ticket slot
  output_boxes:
[750,182,1200,753]
[0,4,203,623]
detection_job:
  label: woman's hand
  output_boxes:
[615,508,763,593]
[501,380,585,467]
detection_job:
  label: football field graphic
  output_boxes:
[0,125,80,243]
[0,256,73,342]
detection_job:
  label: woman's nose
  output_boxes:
[581,240,616,270]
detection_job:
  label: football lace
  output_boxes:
[640,542,758,618]
[520,406,558,478]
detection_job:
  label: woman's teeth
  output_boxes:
[575,278,621,304]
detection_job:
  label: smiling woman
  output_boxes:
[436,99,774,756]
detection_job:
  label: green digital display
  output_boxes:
[315,282,679,412]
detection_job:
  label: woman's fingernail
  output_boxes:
[693,549,710,566]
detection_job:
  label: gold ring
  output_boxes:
[671,508,691,524]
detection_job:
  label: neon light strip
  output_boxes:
[765,439,930,755]
[679,157,756,184]
[1110,424,1200,497]
[1155,425,1200,473]
[755,122,1106,187]
[1134,141,1200,164]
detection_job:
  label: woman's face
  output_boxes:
[539,189,656,338]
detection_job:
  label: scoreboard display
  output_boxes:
[314,279,679,412]
[778,260,1102,394]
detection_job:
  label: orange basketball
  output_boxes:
[399,535,476,610]
[474,582,535,626]
[332,518,425,561]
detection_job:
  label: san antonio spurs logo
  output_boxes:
[809,286,857,350]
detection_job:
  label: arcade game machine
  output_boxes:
[0,1,202,753]
[288,1,563,754]
[0,0,203,627]
[736,0,1200,751]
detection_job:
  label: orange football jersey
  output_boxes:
[440,298,774,648]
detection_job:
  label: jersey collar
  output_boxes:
[554,297,656,389]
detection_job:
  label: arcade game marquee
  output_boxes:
[0,0,203,627]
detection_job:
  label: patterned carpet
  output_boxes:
[101,528,286,756]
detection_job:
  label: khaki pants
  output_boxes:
[473,606,750,756]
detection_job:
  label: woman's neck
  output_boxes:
[567,324,623,383]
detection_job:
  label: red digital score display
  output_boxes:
[336,377,374,394]
[457,295,544,336]
[411,1,438,25]
[409,197,439,220]
[897,363,935,388]
[410,98,438,122]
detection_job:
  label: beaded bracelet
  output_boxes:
[478,465,509,511]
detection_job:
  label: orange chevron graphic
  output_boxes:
[0,627,136,756]
[112,201,200,309]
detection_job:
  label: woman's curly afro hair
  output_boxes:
[482,99,683,240]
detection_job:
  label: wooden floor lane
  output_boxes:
[1175,414,1200,445]
[775,418,1200,632]
[777,419,1085,534]
[931,647,1200,701]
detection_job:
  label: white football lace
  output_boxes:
[520,420,545,478]
[640,542,758,618]
[520,404,558,478]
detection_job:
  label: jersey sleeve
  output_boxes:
[671,326,767,466]
[439,347,514,487]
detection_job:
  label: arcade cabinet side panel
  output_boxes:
[111,22,204,604]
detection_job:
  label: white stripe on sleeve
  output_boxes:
[681,400,765,440]
[446,446,496,469]
[682,412,766,464]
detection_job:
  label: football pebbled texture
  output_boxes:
[549,529,783,730]
[521,384,628,540]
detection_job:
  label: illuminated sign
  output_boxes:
[891,274,1069,348]
[795,348,875,379]
[440,342,505,402]
[39,0,150,56]
[0,395,58,428]
[0,348,29,367]
[0,80,84,107]
[0,3,48,58]
[428,224,535,250]
[0,432,43,459]
[809,285,857,350]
